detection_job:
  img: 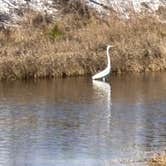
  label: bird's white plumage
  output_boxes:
[92,45,113,81]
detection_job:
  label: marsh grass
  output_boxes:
[0,9,166,80]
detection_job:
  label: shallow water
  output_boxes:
[0,73,166,166]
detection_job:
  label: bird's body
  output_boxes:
[92,45,113,81]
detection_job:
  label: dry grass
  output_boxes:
[149,153,166,166]
[0,9,166,80]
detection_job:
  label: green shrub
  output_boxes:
[48,25,64,40]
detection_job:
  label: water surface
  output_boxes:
[0,73,166,166]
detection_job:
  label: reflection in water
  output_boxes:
[0,73,166,166]
[92,80,111,132]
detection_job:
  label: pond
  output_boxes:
[0,73,166,166]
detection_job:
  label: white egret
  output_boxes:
[92,45,113,81]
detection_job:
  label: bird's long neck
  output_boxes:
[106,46,111,69]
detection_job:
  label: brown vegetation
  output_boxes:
[0,8,166,80]
[149,153,166,166]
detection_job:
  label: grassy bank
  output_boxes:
[0,10,166,80]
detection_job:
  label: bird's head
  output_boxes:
[107,45,114,49]
[107,45,114,52]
